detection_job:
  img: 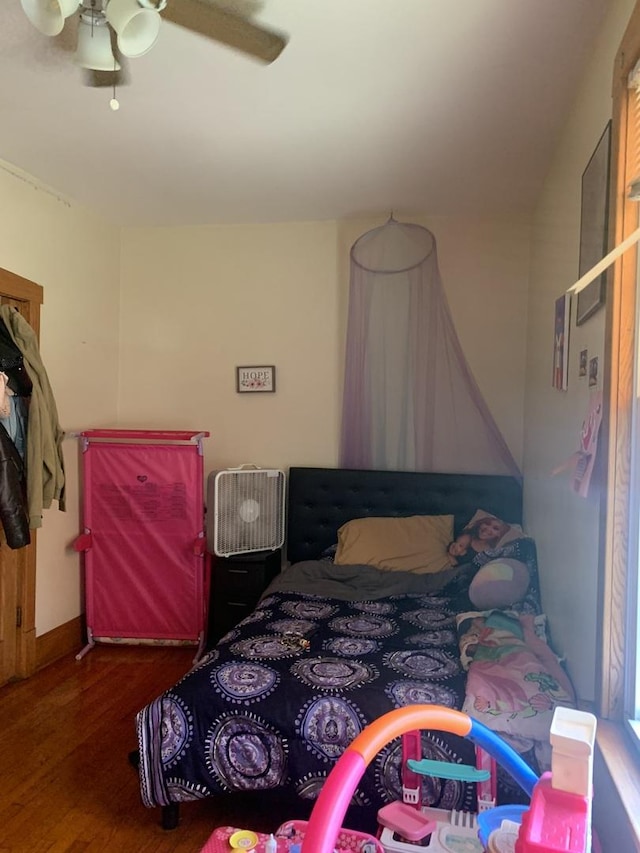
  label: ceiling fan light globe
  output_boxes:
[75,19,121,72]
[105,0,160,58]
[20,0,80,37]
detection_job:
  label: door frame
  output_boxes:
[0,266,42,682]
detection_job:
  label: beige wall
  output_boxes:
[118,215,530,478]
[523,0,637,702]
[0,163,121,635]
[0,185,530,639]
[117,221,342,473]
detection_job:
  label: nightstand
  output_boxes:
[209,549,281,643]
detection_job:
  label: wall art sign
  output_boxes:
[236,365,276,393]
[577,121,611,325]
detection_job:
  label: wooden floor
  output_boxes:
[0,646,314,853]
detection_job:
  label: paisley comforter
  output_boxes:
[136,560,535,814]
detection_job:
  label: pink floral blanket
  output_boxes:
[457,610,576,753]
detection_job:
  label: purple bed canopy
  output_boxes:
[339,217,521,479]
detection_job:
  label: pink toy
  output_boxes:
[377,801,437,841]
[376,730,497,851]
[200,705,596,853]
[515,706,596,853]
[515,773,588,852]
[401,729,422,805]
[200,826,287,853]
[200,820,383,853]
[297,705,596,853]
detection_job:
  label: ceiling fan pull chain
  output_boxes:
[109,59,120,111]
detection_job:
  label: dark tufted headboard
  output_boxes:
[286,466,523,565]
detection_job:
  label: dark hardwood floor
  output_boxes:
[0,646,314,853]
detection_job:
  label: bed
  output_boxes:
[135,466,573,830]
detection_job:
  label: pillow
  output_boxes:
[334,514,454,574]
[468,558,530,610]
[462,509,525,551]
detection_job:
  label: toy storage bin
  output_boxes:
[74,429,210,660]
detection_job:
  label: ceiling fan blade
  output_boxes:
[161,0,287,64]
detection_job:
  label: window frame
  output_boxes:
[626,264,640,743]
[599,3,640,726]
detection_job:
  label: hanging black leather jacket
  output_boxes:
[0,422,30,549]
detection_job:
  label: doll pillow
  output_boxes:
[468,558,530,610]
[464,509,525,549]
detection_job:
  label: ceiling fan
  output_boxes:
[19,0,288,93]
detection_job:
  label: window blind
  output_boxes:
[627,58,640,199]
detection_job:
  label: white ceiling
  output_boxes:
[0,0,610,227]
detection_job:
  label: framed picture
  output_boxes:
[577,121,611,325]
[579,348,588,378]
[553,294,571,391]
[589,356,599,388]
[236,365,276,393]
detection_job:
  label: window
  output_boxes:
[622,69,640,748]
[576,11,640,848]
[601,8,640,730]
[628,245,640,748]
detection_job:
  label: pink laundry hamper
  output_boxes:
[73,429,211,661]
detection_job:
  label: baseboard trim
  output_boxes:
[36,616,84,671]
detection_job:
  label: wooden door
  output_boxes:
[0,267,42,687]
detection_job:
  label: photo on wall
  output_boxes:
[553,294,571,391]
[579,349,588,378]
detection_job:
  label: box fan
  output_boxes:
[206,464,286,557]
